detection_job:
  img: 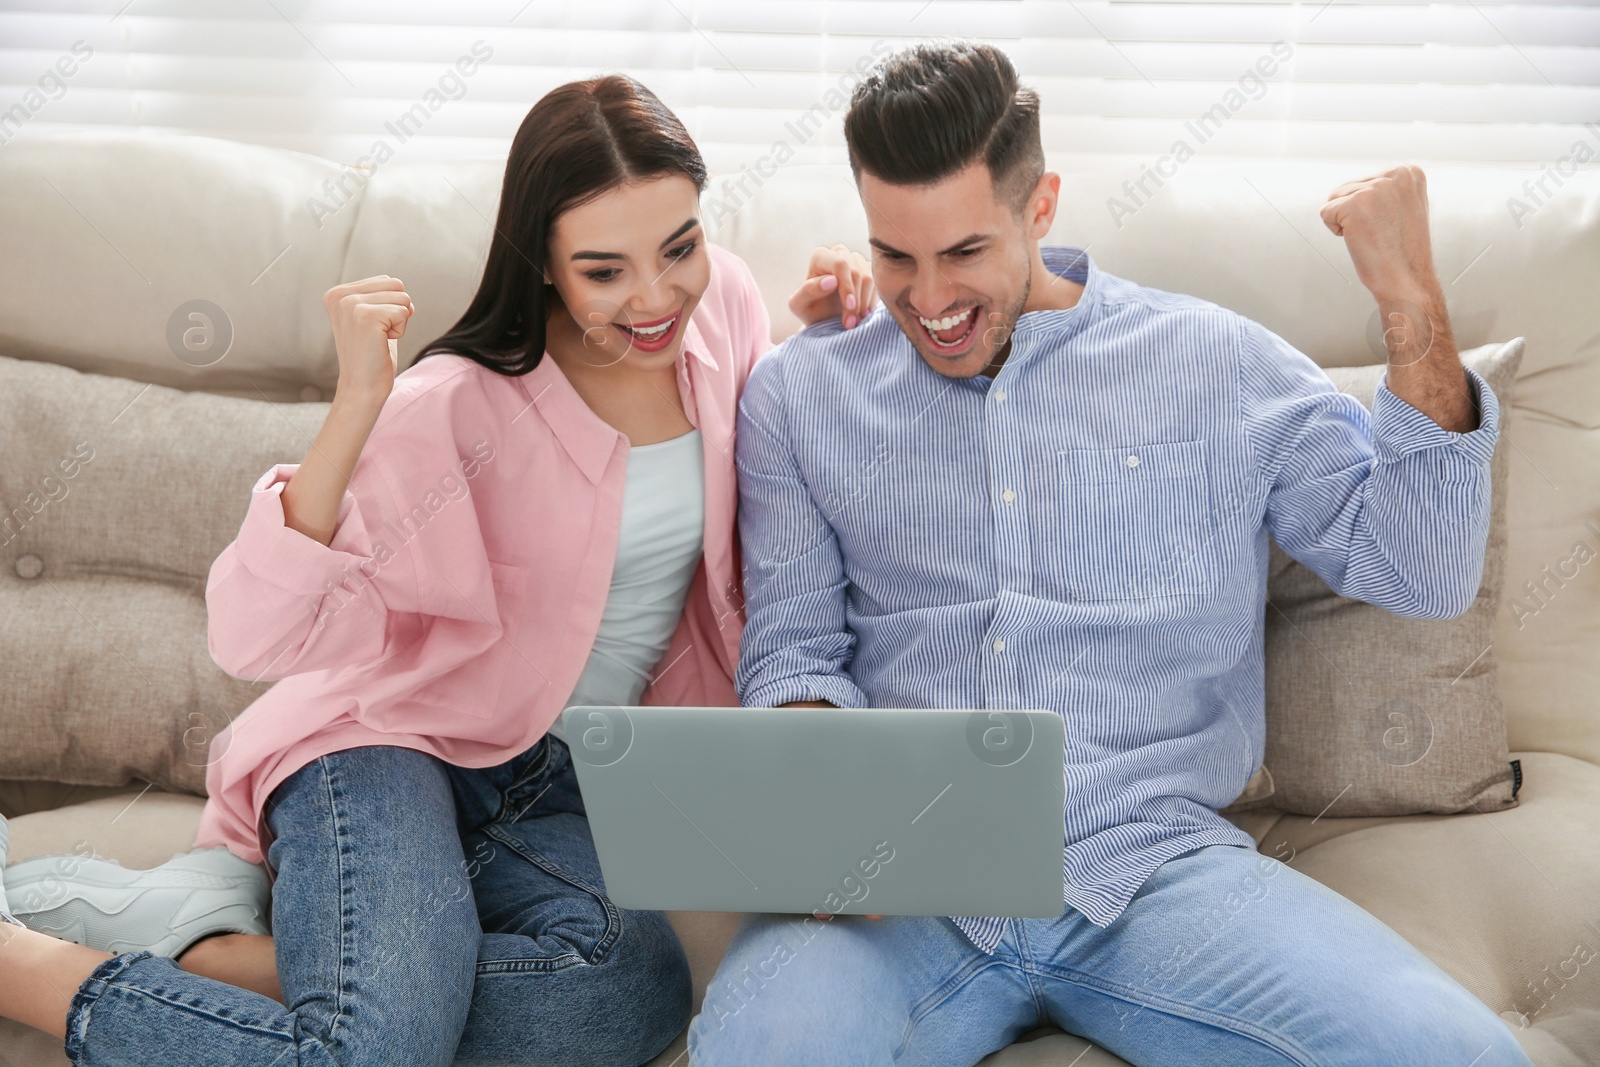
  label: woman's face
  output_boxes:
[546,173,710,373]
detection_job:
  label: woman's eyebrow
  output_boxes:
[659,217,699,247]
[571,217,700,262]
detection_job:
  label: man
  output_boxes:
[690,39,1530,1067]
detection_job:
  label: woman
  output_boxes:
[0,75,873,1066]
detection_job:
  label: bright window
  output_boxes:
[1,0,1595,171]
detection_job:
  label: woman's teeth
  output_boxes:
[624,315,676,337]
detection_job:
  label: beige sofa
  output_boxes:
[1,132,1597,1065]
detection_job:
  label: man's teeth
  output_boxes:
[626,315,676,337]
[918,308,973,334]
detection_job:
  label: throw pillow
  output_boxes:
[1229,339,1524,817]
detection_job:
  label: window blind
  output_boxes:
[1,0,1595,172]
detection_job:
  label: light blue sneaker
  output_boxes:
[3,833,270,957]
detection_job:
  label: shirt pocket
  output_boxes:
[1055,439,1220,601]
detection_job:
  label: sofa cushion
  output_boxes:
[1245,751,1600,1065]
[0,354,328,795]
[1244,339,1524,817]
[0,132,356,401]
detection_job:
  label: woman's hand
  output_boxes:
[324,276,415,405]
[279,277,414,548]
[788,244,877,330]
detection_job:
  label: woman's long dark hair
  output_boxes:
[415,75,708,376]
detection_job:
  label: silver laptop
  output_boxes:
[560,705,1066,917]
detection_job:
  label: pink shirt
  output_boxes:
[196,243,770,865]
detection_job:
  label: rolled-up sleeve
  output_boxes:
[1238,318,1500,620]
[206,462,401,680]
[232,465,376,596]
[735,348,869,710]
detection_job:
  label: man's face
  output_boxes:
[858,160,1041,379]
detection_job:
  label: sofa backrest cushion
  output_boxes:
[0,354,326,794]
[0,135,1594,767]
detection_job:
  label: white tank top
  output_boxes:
[549,428,705,743]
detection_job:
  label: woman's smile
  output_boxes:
[614,307,684,353]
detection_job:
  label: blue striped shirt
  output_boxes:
[733,245,1499,953]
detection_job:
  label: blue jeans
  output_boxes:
[688,843,1531,1067]
[65,737,691,1066]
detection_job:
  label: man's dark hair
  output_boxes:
[844,40,1044,213]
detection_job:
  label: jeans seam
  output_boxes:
[480,822,622,964]
[495,738,552,824]
[474,953,589,975]
[1011,921,1051,1026]
[499,781,554,825]
[1023,959,1319,1067]
[318,755,356,1053]
[899,955,1013,1059]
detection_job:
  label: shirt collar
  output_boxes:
[680,311,717,373]
[518,353,617,485]
[1007,245,1103,346]
[515,309,718,486]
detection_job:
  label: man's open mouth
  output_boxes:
[915,305,982,354]
[615,310,682,353]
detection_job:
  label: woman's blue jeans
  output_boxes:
[64,737,691,1066]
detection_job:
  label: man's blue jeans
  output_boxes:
[688,843,1532,1067]
[65,737,691,1066]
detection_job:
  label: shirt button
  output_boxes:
[994,390,1007,402]
[1001,488,1016,504]
[992,638,1006,653]
[1126,455,1140,468]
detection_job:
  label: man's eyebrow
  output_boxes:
[867,234,989,257]
[937,234,989,255]
[571,217,700,262]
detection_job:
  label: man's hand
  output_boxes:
[789,244,878,330]
[1319,165,1438,306]
[1320,165,1476,433]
